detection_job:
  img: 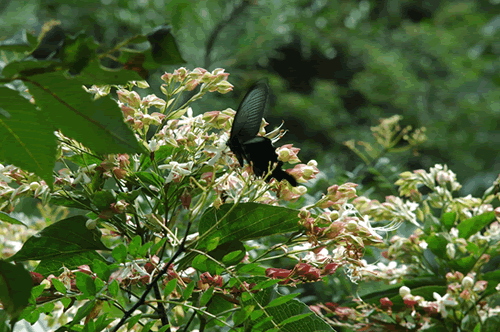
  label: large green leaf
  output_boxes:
[198,203,300,250]
[457,212,495,239]
[8,215,109,263]
[33,251,107,277]
[242,286,334,332]
[426,233,449,260]
[25,71,145,155]
[0,261,32,322]
[0,87,56,185]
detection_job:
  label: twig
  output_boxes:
[204,1,250,68]
[111,221,192,332]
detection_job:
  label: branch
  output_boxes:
[204,1,250,68]
[111,221,192,332]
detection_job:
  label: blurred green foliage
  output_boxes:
[2,0,499,198]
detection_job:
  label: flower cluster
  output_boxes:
[289,182,402,283]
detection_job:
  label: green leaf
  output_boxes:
[112,244,128,264]
[75,272,96,297]
[140,320,155,332]
[252,316,274,330]
[108,279,119,298]
[92,259,111,282]
[60,297,72,309]
[242,286,334,332]
[127,314,142,330]
[60,33,99,75]
[70,299,96,326]
[173,203,303,270]
[138,241,154,257]
[8,216,109,263]
[198,204,300,250]
[50,194,92,210]
[265,293,300,308]
[199,286,215,307]
[0,87,57,185]
[31,284,45,299]
[41,302,55,314]
[24,71,146,155]
[139,145,174,170]
[182,281,195,301]
[146,25,186,65]
[51,278,67,294]
[251,309,264,321]
[449,256,476,274]
[76,60,144,85]
[34,251,106,277]
[237,263,264,274]
[134,171,165,188]
[280,313,313,326]
[426,234,449,260]
[163,278,178,297]
[252,279,281,291]
[192,254,208,270]
[0,261,32,321]
[92,189,117,211]
[483,315,500,332]
[233,305,255,326]
[0,211,27,227]
[150,238,168,255]
[441,212,456,231]
[95,314,114,332]
[457,212,495,239]
[158,325,172,332]
[128,235,142,257]
[222,250,244,265]
[20,306,40,324]
[206,295,234,321]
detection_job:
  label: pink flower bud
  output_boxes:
[216,80,233,94]
[380,297,393,308]
[161,72,173,83]
[173,67,188,81]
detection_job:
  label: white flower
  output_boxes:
[446,243,456,259]
[205,132,229,166]
[159,161,194,183]
[433,292,458,318]
[400,286,411,297]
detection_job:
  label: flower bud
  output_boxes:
[346,220,358,232]
[278,148,291,162]
[302,165,315,179]
[216,80,233,94]
[462,276,473,289]
[329,210,339,221]
[136,80,149,89]
[41,279,52,290]
[399,286,411,298]
[86,218,98,230]
[446,243,456,259]
[29,182,40,191]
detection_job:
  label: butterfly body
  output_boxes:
[227,81,297,186]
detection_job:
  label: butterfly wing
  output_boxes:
[228,80,270,166]
[227,80,297,186]
[231,80,269,141]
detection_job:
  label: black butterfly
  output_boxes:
[227,80,297,186]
